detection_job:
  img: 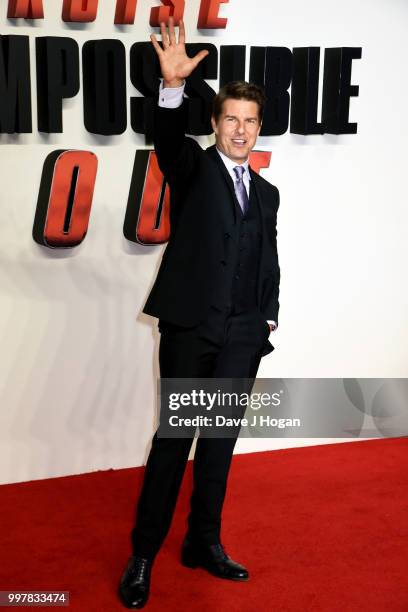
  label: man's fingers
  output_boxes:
[168,16,176,45]
[191,49,209,68]
[178,19,185,44]
[160,21,169,48]
[150,34,163,56]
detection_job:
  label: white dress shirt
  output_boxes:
[215,147,251,198]
[158,80,277,331]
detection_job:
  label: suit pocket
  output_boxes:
[254,308,270,337]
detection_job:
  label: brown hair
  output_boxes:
[212,81,266,123]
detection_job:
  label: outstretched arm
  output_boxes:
[151,18,208,190]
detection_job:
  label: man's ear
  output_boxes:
[211,115,218,135]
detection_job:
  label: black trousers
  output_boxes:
[131,305,270,560]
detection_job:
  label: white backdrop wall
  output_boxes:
[1,0,407,484]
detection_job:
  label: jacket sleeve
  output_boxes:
[153,98,202,190]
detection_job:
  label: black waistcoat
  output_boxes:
[212,181,262,313]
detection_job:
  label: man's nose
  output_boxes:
[236,122,245,133]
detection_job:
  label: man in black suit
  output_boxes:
[119,18,280,609]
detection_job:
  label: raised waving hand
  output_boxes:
[150,18,209,88]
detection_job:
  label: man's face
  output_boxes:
[211,98,262,164]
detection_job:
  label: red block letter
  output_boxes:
[7,0,43,19]
[123,150,170,245]
[150,0,185,27]
[33,150,98,248]
[248,150,271,175]
[114,0,137,24]
[197,0,228,29]
[62,0,98,23]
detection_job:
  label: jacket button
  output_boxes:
[224,232,230,238]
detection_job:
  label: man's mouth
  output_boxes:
[231,139,247,146]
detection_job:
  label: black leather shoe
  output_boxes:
[118,556,152,609]
[181,538,249,581]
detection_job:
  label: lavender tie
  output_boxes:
[233,165,249,215]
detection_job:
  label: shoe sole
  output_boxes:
[181,557,249,582]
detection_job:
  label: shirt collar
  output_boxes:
[216,147,251,180]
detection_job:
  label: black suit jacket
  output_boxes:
[143,101,280,330]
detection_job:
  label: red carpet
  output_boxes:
[0,439,407,611]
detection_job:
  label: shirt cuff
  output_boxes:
[267,320,277,331]
[158,80,185,108]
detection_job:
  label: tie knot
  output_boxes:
[233,165,245,181]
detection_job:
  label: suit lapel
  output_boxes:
[248,166,266,223]
[205,144,240,226]
[248,165,269,306]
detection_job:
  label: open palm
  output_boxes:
[150,18,209,87]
